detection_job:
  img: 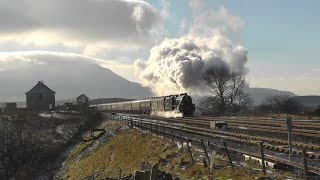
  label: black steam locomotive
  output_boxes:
[92,93,195,116]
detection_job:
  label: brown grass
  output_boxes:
[63,121,297,180]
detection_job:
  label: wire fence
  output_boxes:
[112,113,320,179]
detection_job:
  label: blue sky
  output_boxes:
[147,0,320,95]
[148,0,320,62]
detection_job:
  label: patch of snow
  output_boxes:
[39,112,68,119]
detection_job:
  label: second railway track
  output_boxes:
[131,114,320,151]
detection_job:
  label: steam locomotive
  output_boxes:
[91,93,195,116]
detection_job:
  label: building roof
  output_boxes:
[77,94,89,100]
[25,81,56,94]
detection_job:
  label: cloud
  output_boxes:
[0,0,161,54]
[187,0,244,37]
[134,0,248,96]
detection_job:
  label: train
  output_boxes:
[91,93,195,116]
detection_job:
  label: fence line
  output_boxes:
[113,113,320,179]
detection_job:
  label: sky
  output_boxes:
[146,0,320,95]
[0,0,319,96]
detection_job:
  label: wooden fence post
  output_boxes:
[150,164,159,180]
[201,139,210,165]
[156,124,158,137]
[302,148,309,180]
[223,140,233,168]
[259,141,266,175]
[118,168,121,180]
[162,125,165,138]
[209,151,217,176]
[171,129,174,142]
[286,117,293,161]
[180,131,184,149]
[186,140,195,164]
[134,171,146,180]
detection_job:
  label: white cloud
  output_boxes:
[0,0,161,54]
[160,0,170,19]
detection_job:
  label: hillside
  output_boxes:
[0,55,152,102]
[291,96,320,107]
[247,88,296,106]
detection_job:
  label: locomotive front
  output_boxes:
[176,94,195,116]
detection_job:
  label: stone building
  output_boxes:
[26,81,56,111]
[76,94,89,107]
[2,103,17,112]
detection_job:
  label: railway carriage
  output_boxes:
[151,97,165,112]
[131,100,141,113]
[91,93,195,116]
[140,99,152,114]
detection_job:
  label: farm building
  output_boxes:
[76,94,89,106]
[26,81,56,111]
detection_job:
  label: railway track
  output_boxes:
[113,114,320,175]
[196,116,320,129]
[144,116,320,138]
[117,114,320,156]
[132,115,320,151]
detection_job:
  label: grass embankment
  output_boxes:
[63,121,293,179]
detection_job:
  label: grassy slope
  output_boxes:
[63,121,294,180]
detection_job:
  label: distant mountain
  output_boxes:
[0,54,152,102]
[291,96,320,107]
[247,88,296,106]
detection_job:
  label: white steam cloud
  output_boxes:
[134,2,248,96]
[151,111,183,118]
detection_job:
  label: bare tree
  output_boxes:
[278,95,303,115]
[202,66,250,115]
[263,95,281,116]
[260,95,303,116]
[0,121,42,179]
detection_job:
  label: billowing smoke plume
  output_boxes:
[134,2,248,96]
[135,35,248,95]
